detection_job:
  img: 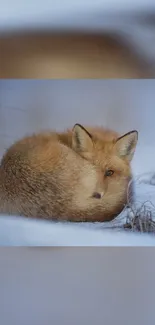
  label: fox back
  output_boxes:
[0,125,138,222]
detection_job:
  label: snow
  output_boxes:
[0,211,154,246]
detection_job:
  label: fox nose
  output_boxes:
[92,191,104,199]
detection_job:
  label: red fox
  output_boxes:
[0,124,138,222]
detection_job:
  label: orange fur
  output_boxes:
[0,125,138,222]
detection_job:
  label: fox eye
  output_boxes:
[105,170,114,177]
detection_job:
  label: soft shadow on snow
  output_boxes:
[0,215,155,246]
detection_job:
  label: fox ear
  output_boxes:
[115,130,138,162]
[72,124,93,152]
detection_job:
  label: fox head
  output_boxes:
[71,123,138,219]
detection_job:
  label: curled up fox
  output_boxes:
[0,124,138,222]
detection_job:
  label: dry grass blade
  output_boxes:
[123,173,155,234]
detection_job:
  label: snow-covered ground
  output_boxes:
[0,210,155,246]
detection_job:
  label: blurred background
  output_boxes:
[0,79,155,176]
[1,0,155,77]
[0,247,155,325]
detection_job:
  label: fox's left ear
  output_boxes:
[115,130,138,162]
[72,124,93,153]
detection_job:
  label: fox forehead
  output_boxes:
[92,136,116,151]
[88,137,130,172]
[90,130,118,157]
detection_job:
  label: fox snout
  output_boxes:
[92,191,104,199]
[92,170,106,199]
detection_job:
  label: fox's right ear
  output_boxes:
[115,130,138,162]
[72,124,93,152]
